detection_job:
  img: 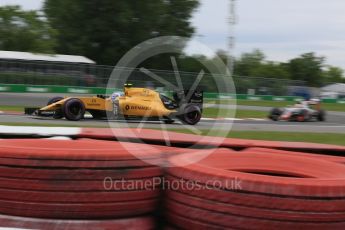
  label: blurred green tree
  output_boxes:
[44,0,199,65]
[323,66,344,84]
[287,52,325,87]
[178,48,344,87]
[232,49,290,79]
[252,62,290,79]
[0,5,56,53]
[234,49,265,77]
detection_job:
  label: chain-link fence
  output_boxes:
[0,60,306,96]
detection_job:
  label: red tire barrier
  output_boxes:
[242,139,345,154]
[167,211,225,230]
[2,128,345,227]
[0,199,157,219]
[0,138,164,160]
[0,199,156,212]
[0,214,154,230]
[168,149,345,197]
[247,147,345,163]
[80,128,345,153]
[0,138,164,220]
[0,166,161,180]
[167,190,345,222]
[0,188,159,203]
[0,207,154,220]
[167,201,345,230]
[165,175,345,212]
[0,177,160,191]
[0,157,160,168]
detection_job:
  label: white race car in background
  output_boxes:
[268,99,326,122]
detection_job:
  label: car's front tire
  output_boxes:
[63,98,85,121]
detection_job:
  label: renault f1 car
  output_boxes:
[25,86,203,125]
[268,100,326,122]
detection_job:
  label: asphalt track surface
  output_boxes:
[0,93,344,133]
[0,114,344,133]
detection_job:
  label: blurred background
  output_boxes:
[0,0,344,99]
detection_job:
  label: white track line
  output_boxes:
[223,118,244,121]
[201,118,244,121]
[0,125,81,136]
[200,118,217,121]
[247,118,268,121]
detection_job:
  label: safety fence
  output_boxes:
[0,59,306,96]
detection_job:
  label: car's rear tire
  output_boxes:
[63,98,85,121]
[47,97,64,119]
[269,108,282,121]
[178,104,201,125]
[317,110,326,121]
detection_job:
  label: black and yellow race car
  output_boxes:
[25,85,203,125]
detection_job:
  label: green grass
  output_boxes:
[205,99,345,112]
[237,100,345,112]
[0,105,25,112]
[203,108,267,118]
[321,103,345,112]
[168,129,345,146]
[237,100,292,107]
[234,110,267,118]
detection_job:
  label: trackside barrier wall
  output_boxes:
[1,84,344,104]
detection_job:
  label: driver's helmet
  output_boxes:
[300,100,309,108]
[294,100,308,108]
[294,101,302,108]
[111,92,124,102]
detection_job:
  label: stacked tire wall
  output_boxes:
[165,148,345,229]
[0,138,168,229]
[0,128,345,229]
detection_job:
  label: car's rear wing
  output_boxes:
[173,90,203,110]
